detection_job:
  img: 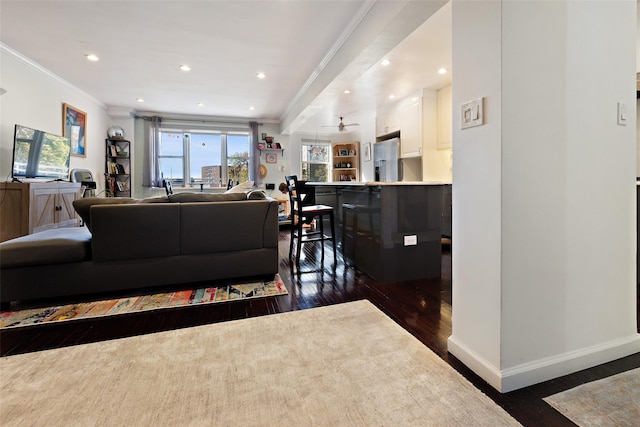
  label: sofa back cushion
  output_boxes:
[73,197,137,232]
[180,200,276,254]
[91,204,181,262]
[168,192,246,203]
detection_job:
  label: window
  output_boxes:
[227,134,250,184]
[301,140,331,182]
[158,129,249,187]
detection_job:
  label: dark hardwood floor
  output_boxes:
[2,229,639,426]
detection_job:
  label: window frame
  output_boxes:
[300,139,332,183]
[157,126,250,188]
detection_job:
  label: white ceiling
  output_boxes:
[0,0,452,134]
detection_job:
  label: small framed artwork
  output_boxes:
[363,142,371,162]
[265,153,277,164]
[338,149,348,156]
[62,103,87,157]
[349,149,355,155]
[261,132,267,140]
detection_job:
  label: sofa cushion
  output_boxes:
[168,192,247,203]
[73,197,137,232]
[0,227,92,268]
[139,195,170,203]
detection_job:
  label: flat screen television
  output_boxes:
[11,124,71,180]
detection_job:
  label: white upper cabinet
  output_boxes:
[437,84,452,150]
[376,108,400,137]
[398,101,422,158]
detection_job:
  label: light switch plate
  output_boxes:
[403,235,417,246]
[461,97,484,129]
[617,102,627,126]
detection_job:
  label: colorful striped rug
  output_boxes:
[0,274,287,329]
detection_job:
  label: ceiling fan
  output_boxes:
[322,117,359,132]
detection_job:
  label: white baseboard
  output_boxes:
[447,336,503,390]
[448,333,640,393]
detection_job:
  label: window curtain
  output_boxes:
[142,116,162,187]
[249,121,260,185]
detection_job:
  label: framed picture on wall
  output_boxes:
[265,153,277,164]
[62,103,87,157]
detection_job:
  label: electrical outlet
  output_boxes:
[403,235,417,246]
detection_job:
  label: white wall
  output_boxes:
[448,0,504,381]
[449,0,639,392]
[258,122,290,192]
[357,112,376,182]
[637,98,640,178]
[288,111,375,183]
[0,45,110,191]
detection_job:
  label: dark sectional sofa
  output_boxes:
[0,191,279,305]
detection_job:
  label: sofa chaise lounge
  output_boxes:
[0,192,279,306]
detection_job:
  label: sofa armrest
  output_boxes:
[263,200,279,248]
[91,203,181,262]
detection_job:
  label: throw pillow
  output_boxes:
[247,189,267,200]
[224,181,254,194]
[72,197,137,232]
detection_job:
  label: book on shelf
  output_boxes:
[109,145,118,157]
[106,177,115,194]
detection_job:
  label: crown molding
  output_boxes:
[1,42,106,109]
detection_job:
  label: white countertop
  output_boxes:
[306,181,451,186]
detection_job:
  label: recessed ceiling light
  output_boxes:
[438,67,448,74]
[381,59,390,66]
[136,98,144,103]
[197,102,204,107]
[256,72,266,79]
[179,64,191,71]
[249,106,255,111]
[85,54,99,61]
[388,94,396,99]
[343,89,351,94]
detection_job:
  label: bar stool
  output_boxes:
[285,175,337,272]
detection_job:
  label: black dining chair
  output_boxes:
[285,175,336,272]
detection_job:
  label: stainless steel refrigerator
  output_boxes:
[374,138,401,182]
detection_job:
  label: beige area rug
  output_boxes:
[544,367,640,426]
[0,300,520,426]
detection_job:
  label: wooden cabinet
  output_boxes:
[0,182,81,242]
[331,142,360,182]
[106,138,131,197]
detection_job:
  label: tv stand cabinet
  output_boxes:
[0,181,81,242]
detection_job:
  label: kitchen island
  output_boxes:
[306,181,449,283]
